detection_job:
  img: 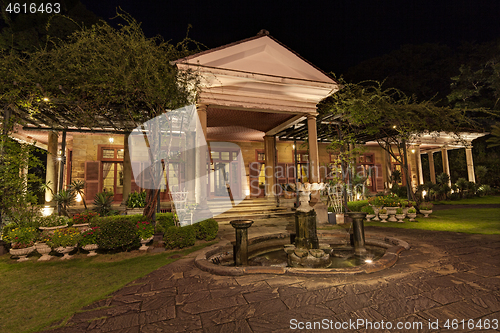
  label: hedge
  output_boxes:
[90,215,146,250]
[155,213,175,234]
[193,218,218,241]
[164,225,196,249]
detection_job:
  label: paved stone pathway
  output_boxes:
[40,225,500,333]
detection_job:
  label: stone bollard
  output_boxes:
[230,220,254,266]
[347,212,367,256]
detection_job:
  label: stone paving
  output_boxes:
[40,218,500,333]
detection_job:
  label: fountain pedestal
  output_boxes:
[230,220,254,266]
[347,212,367,256]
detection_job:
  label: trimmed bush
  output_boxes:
[90,216,140,250]
[361,205,374,214]
[164,225,195,249]
[347,200,369,212]
[155,213,175,234]
[193,219,219,241]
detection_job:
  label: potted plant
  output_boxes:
[35,231,53,261]
[80,226,100,256]
[125,191,146,214]
[72,211,99,232]
[6,227,38,262]
[93,192,115,216]
[407,207,417,222]
[361,205,375,221]
[52,189,76,217]
[47,227,81,260]
[38,215,70,234]
[381,194,400,222]
[378,208,388,223]
[368,196,384,221]
[419,202,434,217]
[136,221,155,251]
[395,207,405,222]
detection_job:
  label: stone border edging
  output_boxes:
[194,232,410,276]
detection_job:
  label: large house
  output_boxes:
[13,31,484,221]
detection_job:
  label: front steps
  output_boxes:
[209,197,294,222]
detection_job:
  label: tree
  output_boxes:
[323,78,471,200]
[0,11,201,221]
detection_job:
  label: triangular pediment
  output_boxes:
[180,35,334,83]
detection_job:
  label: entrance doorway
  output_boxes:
[102,162,123,202]
[209,150,241,198]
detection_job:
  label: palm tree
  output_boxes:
[69,180,87,209]
[53,189,76,217]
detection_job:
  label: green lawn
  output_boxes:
[0,241,216,333]
[365,208,500,234]
[432,195,500,205]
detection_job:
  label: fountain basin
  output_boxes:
[195,231,410,276]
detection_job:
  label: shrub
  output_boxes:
[347,200,369,212]
[378,208,387,214]
[396,208,403,214]
[126,191,147,208]
[164,225,195,249]
[360,205,374,214]
[38,215,70,228]
[193,219,219,241]
[47,227,81,247]
[7,226,38,248]
[155,213,175,233]
[80,227,100,246]
[419,202,434,210]
[73,211,100,225]
[407,207,417,214]
[136,220,154,239]
[93,192,115,216]
[91,216,140,250]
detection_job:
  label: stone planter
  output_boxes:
[73,223,90,232]
[35,242,52,261]
[10,245,35,262]
[420,210,433,218]
[371,206,382,221]
[55,246,76,260]
[139,236,154,251]
[126,208,143,215]
[365,214,375,222]
[395,214,406,222]
[39,224,68,235]
[378,214,389,223]
[82,244,98,256]
[335,213,345,225]
[385,207,398,222]
[407,213,417,222]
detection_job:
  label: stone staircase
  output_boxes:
[209,197,294,222]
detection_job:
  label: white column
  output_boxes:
[307,115,320,184]
[45,131,59,204]
[415,145,424,185]
[441,147,451,186]
[264,135,276,197]
[122,132,131,206]
[428,152,436,184]
[465,146,476,183]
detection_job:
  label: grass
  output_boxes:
[0,241,216,333]
[364,208,500,235]
[432,195,500,205]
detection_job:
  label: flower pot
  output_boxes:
[385,207,398,222]
[395,214,406,222]
[139,236,154,251]
[10,245,35,262]
[407,213,417,222]
[73,223,90,232]
[420,209,432,218]
[82,244,98,256]
[371,206,382,221]
[39,224,68,235]
[55,246,76,260]
[365,214,375,222]
[35,242,52,261]
[378,214,389,223]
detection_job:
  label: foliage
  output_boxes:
[407,207,417,214]
[155,213,175,234]
[361,205,374,214]
[136,221,154,239]
[69,180,87,210]
[378,208,387,214]
[346,200,369,212]
[52,189,76,217]
[477,185,493,197]
[72,211,99,225]
[368,196,383,207]
[46,227,81,248]
[396,208,404,214]
[90,216,139,250]
[38,215,70,227]
[93,192,115,216]
[486,122,500,148]
[378,194,400,207]
[164,225,196,249]
[192,219,218,241]
[126,191,147,209]
[419,202,434,210]
[79,227,100,247]
[475,165,488,185]
[6,226,38,248]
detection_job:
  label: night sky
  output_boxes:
[68,0,500,74]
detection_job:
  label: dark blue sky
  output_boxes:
[80,0,500,74]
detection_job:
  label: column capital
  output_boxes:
[306,114,317,121]
[196,103,208,112]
